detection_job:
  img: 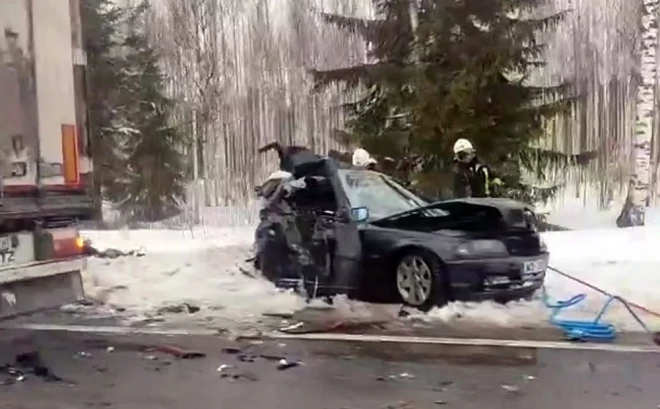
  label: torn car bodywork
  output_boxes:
[255,153,362,297]
[254,145,548,305]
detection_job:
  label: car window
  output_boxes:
[339,169,441,220]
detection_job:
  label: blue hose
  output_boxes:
[541,275,653,342]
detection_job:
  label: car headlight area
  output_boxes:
[455,239,509,258]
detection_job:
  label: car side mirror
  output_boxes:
[350,207,369,223]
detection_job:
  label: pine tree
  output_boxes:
[89,3,185,221]
[83,0,186,222]
[81,0,126,219]
[313,0,594,203]
[107,4,187,222]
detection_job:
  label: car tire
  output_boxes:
[395,250,447,312]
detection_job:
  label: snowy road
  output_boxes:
[59,223,660,336]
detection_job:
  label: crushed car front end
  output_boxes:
[444,234,548,302]
[370,197,549,304]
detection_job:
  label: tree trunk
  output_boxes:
[619,0,657,227]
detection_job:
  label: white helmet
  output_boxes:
[453,138,474,154]
[352,148,377,167]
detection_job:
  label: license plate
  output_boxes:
[0,235,11,252]
[486,276,510,285]
[523,259,546,275]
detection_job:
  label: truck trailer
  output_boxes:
[0,0,93,318]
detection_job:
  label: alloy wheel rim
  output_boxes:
[396,255,432,306]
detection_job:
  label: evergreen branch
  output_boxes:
[519,147,601,179]
[318,13,383,38]
[310,63,392,91]
[506,10,569,33]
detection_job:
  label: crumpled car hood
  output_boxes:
[371,198,536,232]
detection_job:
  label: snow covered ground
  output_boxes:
[72,206,660,334]
[417,226,660,331]
[77,227,308,330]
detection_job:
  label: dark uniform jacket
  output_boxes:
[453,157,499,198]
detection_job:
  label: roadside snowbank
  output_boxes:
[542,198,660,230]
[419,226,660,331]
[79,227,304,328]
[78,222,660,333]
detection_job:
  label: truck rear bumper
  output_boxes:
[0,257,87,319]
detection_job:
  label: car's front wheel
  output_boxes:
[395,250,447,312]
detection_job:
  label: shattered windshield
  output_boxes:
[338,169,430,220]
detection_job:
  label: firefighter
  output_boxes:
[352,148,378,170]
[452,139,502,198]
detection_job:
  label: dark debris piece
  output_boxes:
[1,351,67,385]
[145,345,206,359]
[16,352,64,382]
[237,355,256,363]
[220,370,259,382]
[259,354,286,361]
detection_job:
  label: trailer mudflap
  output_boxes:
[0,258,86,319]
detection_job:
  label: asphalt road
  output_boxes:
[1,328,659,409]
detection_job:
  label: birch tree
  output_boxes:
[163,0,224,203]
[618,0,657,227]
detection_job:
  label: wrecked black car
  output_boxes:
[253,145,548,311]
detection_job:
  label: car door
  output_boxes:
[323,161,363,295]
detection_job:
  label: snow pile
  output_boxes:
[418,226,660,331]
[77,217,660,333]
[542,197,660,230]
[79,227,305,329]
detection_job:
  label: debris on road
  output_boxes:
[83,240,146,259]
[237,354,256,362]
[0,365,24,385]
[377,373,417,382]
[16,351,64,382]
[219,369,259,381]
[156,302,200,315]
[262,312,295,319]
[144,345,206,359]
[501,384,521,393]
[217,363,258,381]
[276,358,300,370]
[259,353,286,361]
[219,344,301,371]
[279,322,305,333]
[1,351,68,385]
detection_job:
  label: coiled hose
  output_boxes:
[543,265,659,342]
